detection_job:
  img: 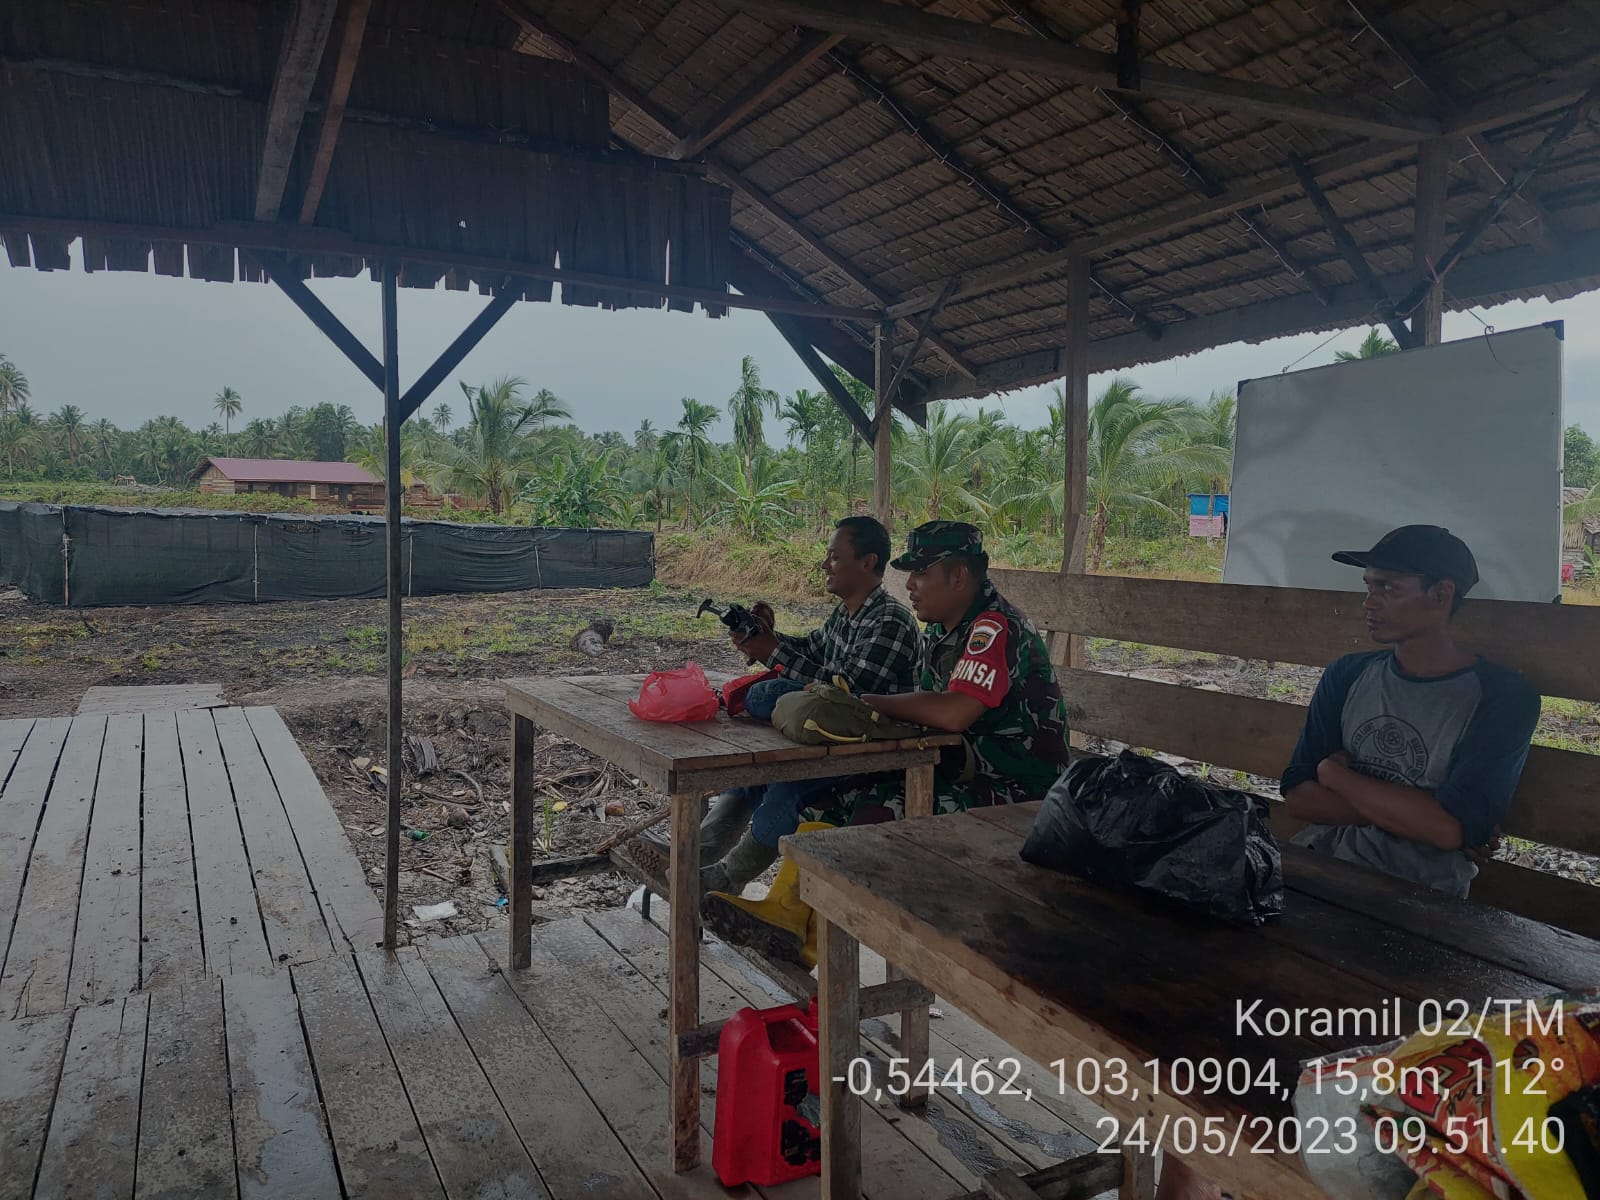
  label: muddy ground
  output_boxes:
[2,583,1594,941]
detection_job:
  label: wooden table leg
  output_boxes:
[893,762,935,1108]
[819,916,861,1200]
[508,712,536,970]
[667,788,701,1172]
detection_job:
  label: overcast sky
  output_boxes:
[2,243,1597,441]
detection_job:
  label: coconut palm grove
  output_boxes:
[2,340,1597,582]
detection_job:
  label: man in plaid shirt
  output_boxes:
[632,516,920,895]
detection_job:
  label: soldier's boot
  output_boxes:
[699,831,778,897]
[701,823,829,968]
[626,791,749,885]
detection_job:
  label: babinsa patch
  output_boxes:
[966,617,1003,654]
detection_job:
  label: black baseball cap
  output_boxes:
[1331,525,1479,594]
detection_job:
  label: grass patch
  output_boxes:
[345,625,383,651]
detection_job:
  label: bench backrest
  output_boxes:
[988,569,1600,938]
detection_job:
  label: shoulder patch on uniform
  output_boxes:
[966,616,1004,654]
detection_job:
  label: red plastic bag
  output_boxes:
[628,662,720,723]
[722,668,781,718]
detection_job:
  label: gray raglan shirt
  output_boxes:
[1281,651,1540,897]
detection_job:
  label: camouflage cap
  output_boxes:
[890,521,985,571]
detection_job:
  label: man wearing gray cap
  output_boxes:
[1162,525,1543,1200]
[1280,524,1540,897]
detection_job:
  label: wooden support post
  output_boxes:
[893,762,935,1109]
[1120,1149,1159,1199]
[1413,140,1449,346]
[508,713,537,969]
[1057,256,1091,672]
[380,265,402,951]
[818,917,862,1200]
[667,788,702,1172]
[873,321,894,529]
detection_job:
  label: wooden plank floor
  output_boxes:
[0,709,1113,1200]
[0,708,383,1020]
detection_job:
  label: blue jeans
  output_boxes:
[728,776,840,849]
[743,676,804,722]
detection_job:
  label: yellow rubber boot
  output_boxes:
[701,822,831,968]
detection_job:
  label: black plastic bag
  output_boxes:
[1021,751,1284,926]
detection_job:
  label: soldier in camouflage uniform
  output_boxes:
[703,522,1070,965]
[805,520,1071,824]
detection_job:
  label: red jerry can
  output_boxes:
[712,1000,823,1186]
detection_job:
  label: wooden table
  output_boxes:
[788,800,1600,1200]
[503,673,961,1173]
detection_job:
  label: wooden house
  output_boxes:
[192,457,384,508]
[1564,485,1599,560]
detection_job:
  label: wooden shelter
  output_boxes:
[3,0,1599,997]
[193,455,384,506]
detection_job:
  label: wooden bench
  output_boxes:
[989,568,1600,938]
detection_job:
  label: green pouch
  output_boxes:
[771,680,927,745]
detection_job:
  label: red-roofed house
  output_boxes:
[192,457,384,508]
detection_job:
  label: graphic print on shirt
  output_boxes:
[949,615,1009,705]
[1348,714,1430,784]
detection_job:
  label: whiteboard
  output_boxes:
[1222,323,1564,602]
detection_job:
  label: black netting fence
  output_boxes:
[0,503,654,606]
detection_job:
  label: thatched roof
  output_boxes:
[2,0,1599,406]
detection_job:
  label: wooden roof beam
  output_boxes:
[670,30,844,159]
[883,62,1596,321]
[829,48,1163,341]
[496,0,977,388]
[255,0,340,222]
[768,312,875,444]
[1288,155,1416,348]
[1334,1,1562,247]
[886,138,1411,319]
[922,226,1600,400]
[1392,84,1600,323]
[299,0,373,224]
[999,0,1333,306]
[704,0,1441,140]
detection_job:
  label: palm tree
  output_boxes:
[240,418,275,458]
[432,376,539,513]
[782,387,840,527]
[0,356,29,414]
[303,402,358,460]
[634,418,658,453]
[49,404,87,468]
[347,423,428,489]
[1081,380,1231,570]
[727,355,779,486]
[1188,390,1236,531]
[275,406,311,459]
[666,397,719,527]
[431,401,452,433]
[89,418,120,476]
[0,413,36,479]
[212,387,243,450]
[525,388,572,430]
[1335,328,1401,362]
[894,405,994,523]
